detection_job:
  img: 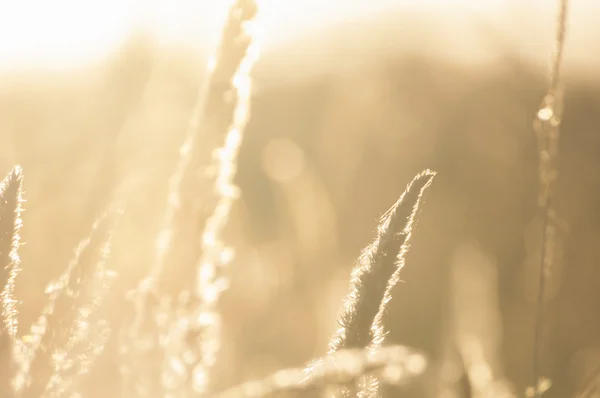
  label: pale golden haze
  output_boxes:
[0,0,599,71]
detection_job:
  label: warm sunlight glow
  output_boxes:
[0,0,138,70]
[0,0,570,71]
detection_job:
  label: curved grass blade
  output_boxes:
[329,169,436,353]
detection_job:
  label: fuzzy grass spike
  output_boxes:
[0,166,24,397]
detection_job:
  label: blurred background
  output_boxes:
[1,0,600,397]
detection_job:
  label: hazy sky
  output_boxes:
[0,1,597,71]
[0,0,514,69]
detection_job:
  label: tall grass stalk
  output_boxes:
[530,0,569,396]
[184,15,261,392]
[15,207,118,397]
[123,0,262,395]
[0,166,23,397]
[328,170,435,396]
[329,170,436,353]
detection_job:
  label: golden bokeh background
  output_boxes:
[1,1,600,397]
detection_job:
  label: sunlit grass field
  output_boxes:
[0,1,599,397]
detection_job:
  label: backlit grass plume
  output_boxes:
[326,170,435,397]
[216,344,427,398]
[123,0,262,396]
[329,170,436,353]
[0,166,24,334]
[0,167,118,397]
[0,166,24,397]
[211,170,436,398]
[14,206,118,397]
[181,0,261,393]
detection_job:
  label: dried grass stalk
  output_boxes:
[15,207,118,397]
[216,345,427,398]
[0,166,24,397]
[530,1,569,396]
[326,170,435,397]
[123,0,262,396]
[329,170,436,353]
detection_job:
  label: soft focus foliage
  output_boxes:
[0,2,599,398]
